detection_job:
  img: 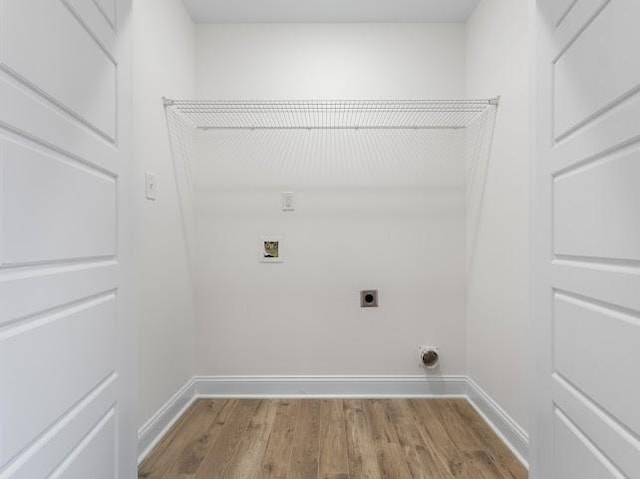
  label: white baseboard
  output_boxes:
[466,378,529,468]
[137,375,529,470]
[193,375,468,398]
[137,378,196,465]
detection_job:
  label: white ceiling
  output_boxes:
[183,0,480,24]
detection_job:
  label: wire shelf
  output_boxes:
[164,98,498,130]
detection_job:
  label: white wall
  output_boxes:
[465,0,530,433]
[196,24,465,100]
[194,24,469,376]
[132,0,196,428]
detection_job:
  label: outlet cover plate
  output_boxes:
[360,290,379,308]
[282,191,295,211]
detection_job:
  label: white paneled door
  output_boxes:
[0,0,135,478]
[533,0,640,478]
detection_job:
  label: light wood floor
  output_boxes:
[139,399,527,479]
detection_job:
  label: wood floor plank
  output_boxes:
[383,400,424,446]
[429,398,511,479]
[194,400,261,479]
[402,444,447,479]
[451,401,527,479]
[384,400,447,479]
[465,451,513,479]
[288,400,322,479]
[410,399,475,478]
[221,400,279,479]
[364,400,400,445]
[410,399,458,452]
[140,399,528,479]
[364,401,412,479]
[259,400,300,479]
[139,400,203,479]
[375,442,412,479]
[318,399,349,479]
[343,399,381,479]
[161,399,236,478]
[434,400,484,452]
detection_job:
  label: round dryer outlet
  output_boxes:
[419,346,440,369]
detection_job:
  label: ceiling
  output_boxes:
[182,0,480,24]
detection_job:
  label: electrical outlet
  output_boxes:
[360,290,378,308]
[145,171,157,200]
[282,191,294,211]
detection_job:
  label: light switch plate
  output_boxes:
[145,171,157,200]
[282,191,294,211]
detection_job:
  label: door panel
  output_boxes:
[0,138,117,265]
[50,411,117,479]
[0,0,117,140]
[554,293,640,434]
[2,381,117,479]
[553,410,622,479]
[552,0,640,140]
[0,295,116,463]
[533,0,640,477]
[0,0,133,477]
[553,148,640,261]
[0,76,119,172]
[553,376,640,478]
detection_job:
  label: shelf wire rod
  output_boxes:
[340,100,347,129]
[213,111,222,127]
[356,99,364,129]
[345,101,352,129]
[166,99,497,129]
[292,101,300,130]
[303,101,310,129]
[230,107,240,128]
[396,102,408,128]
[371,101,379,127]
[266,105,274,129]
[398,103,414,129]
[285,100,295,129]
